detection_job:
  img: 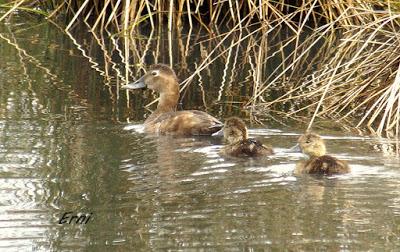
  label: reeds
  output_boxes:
[1,0,400,136]
[248,5,400,137]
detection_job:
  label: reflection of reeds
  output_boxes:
[2,1,400,136]
[0,31,59,83]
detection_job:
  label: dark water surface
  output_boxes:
[1,13,400,251]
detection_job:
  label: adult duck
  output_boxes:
[293,132,350,175]
[121,64,222,135]
[214,117,273,157]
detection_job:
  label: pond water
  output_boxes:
[1,12,400,251]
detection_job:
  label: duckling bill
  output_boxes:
[294,132,350,175]
[216,117,273,157]
[121,64,223,136]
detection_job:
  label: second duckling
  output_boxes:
[215,117,273,157]
[294,132,350,175]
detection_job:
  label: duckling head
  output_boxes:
[298,132,326,158]
[223,117,248,144]
[121,64,178,93]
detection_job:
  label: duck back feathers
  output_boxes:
[296,155,350,175]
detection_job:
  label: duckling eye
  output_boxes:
[306,140,311,143]
[151,71,158,76]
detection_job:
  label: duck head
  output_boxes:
[121,64,179,94]
[296,132,326,158]
[121,64,180,113]
[215,117,248,144]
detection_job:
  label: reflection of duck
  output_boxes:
[121,64,222,135]
[215,117,273,157]
[294,133,350,175]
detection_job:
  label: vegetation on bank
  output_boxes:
[1,0,400,137]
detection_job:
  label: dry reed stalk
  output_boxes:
[104,0,122,31]
[65,0,89,30]
[2,0,400,136]
[47,1,66,19]
[123,0,130,84]
[0,0,25,22]
[90,0,110,31]
[186,0,193,29]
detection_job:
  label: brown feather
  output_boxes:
[145,110,222,136]
[222,139,274,157]
[220,117,273,157]
[296,155,350,175]
[133,64,222,135]
[296,132,350,175]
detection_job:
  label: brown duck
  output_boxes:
[215,117,273,157]
[121,64,222,135]
[294,132,350,175]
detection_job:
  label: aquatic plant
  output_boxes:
[1,0,400,137]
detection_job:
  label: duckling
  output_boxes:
[295,132,350,175]
[121,64,222,135]
[216,117,273,157]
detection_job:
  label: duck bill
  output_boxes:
[290,143,301,153]
[121,76,145,90]
[212,128,224,137]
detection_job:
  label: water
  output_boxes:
[1,12,400,251]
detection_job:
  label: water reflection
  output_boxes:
[1,11,400,251]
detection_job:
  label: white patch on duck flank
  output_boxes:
[123,124,145,133]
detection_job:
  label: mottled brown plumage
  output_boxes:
[295,133,350,175]
[220,117,273,157]
[121,64,222,135]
